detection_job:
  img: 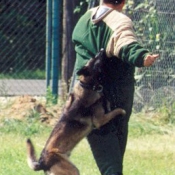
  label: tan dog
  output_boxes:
[26,49,126,175]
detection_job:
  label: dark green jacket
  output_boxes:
[72,6,149,83]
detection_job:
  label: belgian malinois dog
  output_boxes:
[26,49,126,175]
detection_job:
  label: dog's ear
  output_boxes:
[77,67,90,76]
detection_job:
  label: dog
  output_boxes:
[26,49,126,175]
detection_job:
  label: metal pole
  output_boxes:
[51,0,62,103]
[46,0,52,88]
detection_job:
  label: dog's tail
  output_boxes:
[26,138,41,171]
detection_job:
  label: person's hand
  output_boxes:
[143,54,159,67]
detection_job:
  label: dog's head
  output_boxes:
[76,49,107,84]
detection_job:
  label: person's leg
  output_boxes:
[111,84,134,157]
[87,84,134,175]
[87,121,123,175]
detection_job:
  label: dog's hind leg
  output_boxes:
[47,153,80,175]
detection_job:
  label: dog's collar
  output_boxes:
[79,81,103,93]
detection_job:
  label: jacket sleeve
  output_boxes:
[104,11,149,67]
[119,42,149,67]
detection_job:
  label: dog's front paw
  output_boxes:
[114,108,126,116]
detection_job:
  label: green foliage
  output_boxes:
[74,0,89,14]
[1,114,175,175]
[133,85,175,113]
[124,133,175,175]
[0,110,50,137]
[0,95,175,175]
[129,113,170,137]
[74,0,100,16]
[126,0,175,111]
[0,69,45,79]
[0,1,45,76]
[125,0,159,50]
[0,134,45,175]
[156,102,175,124]
[129,0,175,65]
[46,86,58,105]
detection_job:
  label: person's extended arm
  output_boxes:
[105,13,159,67]
[119,42,159,67]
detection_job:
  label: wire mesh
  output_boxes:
[0,0,175,111]
[0,0,46,96]
[127,0,175,111]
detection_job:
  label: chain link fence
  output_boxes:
[0,0,46,96]
[0,0,175,111]
[126,0,175,111]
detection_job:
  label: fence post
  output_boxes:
[51,0,62,103]
[46,0,52,88]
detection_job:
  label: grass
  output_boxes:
[0,69,45,79]
[0,112,52,175]
[0,133,47,175]
[124,113,175,175]
[0,110,175,175]
[124,135,175,175]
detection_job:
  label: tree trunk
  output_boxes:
[61,0,80,99]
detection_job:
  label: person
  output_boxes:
[71,0,159,175]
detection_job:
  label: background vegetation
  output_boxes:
[0,1,175,174]
[1,0,175,112]
[0,0,46,77]
[0,104,175,175]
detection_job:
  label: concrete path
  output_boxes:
[0,79,51,96]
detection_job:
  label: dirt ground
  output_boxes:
[0,95,63,125]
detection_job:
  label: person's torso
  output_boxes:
[72,6,135,84]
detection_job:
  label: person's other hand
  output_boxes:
[144,54,159,67]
